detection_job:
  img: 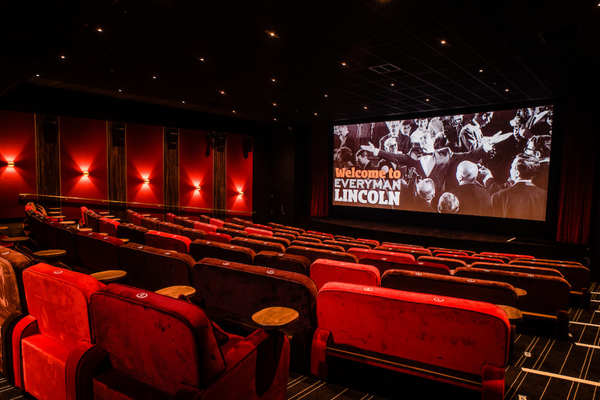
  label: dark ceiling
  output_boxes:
[2,0,599,124]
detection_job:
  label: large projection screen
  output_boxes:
[332,105,553,221]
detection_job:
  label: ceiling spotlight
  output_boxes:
[97,28,103,32]
[220,91,225,95]
[271,78,276,82]
[60,55,66,59]
[273,118,277,121]
[341,62,347,66]
[479,69,483,73]
[314,112,318,116]
[232,110,236,113]
[118,89,122,92]
[390,83,395,86]
[440,40,446,44]
[36,74,40,77]
[364,106,368,109]
[266,31,278,38]
[199,58,205,61]
[324,94,328,97]
[425,98,430,102]
[182,101,185,104]
[505,88,510,92]
[152,76,157,79]
[272,103,277,106]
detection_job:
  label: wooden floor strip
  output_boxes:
[521,368,600,387]
[574,342,600,350]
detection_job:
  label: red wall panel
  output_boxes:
[226,134,252,214]
[0,111,36,219]
[60,117,107,219]
[179,129,213,215]
[126,123,163,212]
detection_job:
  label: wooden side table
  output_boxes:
[91,270,127,283]
[99,212,111,215]
[155,285,196,299]
[497,305,523,323]
[1,236,30,244]
[33,249,67,260]
[252,307,299,330]
[60,221,77,225]
[515,288,527,297]
[0,226,9,231]
[119,238,130,243]
[79,228,93,232]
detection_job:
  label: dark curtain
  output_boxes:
[310,122,329,217]
[556,95,596,244]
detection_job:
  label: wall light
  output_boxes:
[83,171,89,177]
[195,185,201,191]
[7,161,15,168]
[238,191,244,196]
[143,178,150,185]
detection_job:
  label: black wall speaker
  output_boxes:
[242,137,253,159]
[42,116,58,143]
[112,123,125,147]
[166,127,178,150]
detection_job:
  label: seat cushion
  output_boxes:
[22,334,70,400]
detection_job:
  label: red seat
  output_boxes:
[98,217,119,237]
[204,232,232,244]
[145,231,192,253]
[347,247,415,263]
[86,284,290,400]
[193,221,217,233]
[209,218,225,228]
[244,227,273,236]
[310,259,380,290]
[12,264,104,400]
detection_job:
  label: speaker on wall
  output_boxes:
[42,116,58,143]
[112,123,125,147]
[242,137,252,159]
[166,127,178,150]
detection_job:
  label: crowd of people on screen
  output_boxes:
[334,106,552,220]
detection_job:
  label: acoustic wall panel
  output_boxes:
[126,123,163,218]
[179,129,213,215]
[0,111,36,219]
[226,133,252,215]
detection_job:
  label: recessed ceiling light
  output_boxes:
[341,62,347,66]
[324,94,328,97]
[97,28,103,32]
[390,83,395,87]
[182,101,185,104]
[118,89,122,92]
[36,74,40,77]
[505,88,510,92]
[272,103,277,106]
[440,40,446,44]
[271,78,276,82]
[479,69,483,73]
[266,31,277,37]
[273,118,277,121]
[425,98,430,102]
[199,58,205,61]
[153,76,157,79]
[232,110,236,113]
[314,112,318,116]
[364,106,368,109]
[60,55,66,59]
[220,91,225,95]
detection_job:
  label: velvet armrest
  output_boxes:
[12,315,38,390]
[66,342,108,400]
[1,311,25,379]
[197,329,290,400]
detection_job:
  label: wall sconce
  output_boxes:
[195,185,201,191]
[83,171,89,177]
[143,178,150,185]
[7,161,15,168]
[238,191,244,196]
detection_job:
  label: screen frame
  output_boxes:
[327,98,564,240]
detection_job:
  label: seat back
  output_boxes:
[316,282,509,377]
[231,217,254,227]
[118,243,195,291]
[193,221,217,233]
[249,234,290,248]
[290,240,343,252]
[145,231,191,253]
[217,227,248,239]
[348,248,415,263]
[192,258,317,334]
[203,232,231,244]
[84,210,101,232]
[480,252,534,261]
[29,214,47,248]
[41,220,59,249]
[310,259,380,290]
[435,253,504,265]
[189,240,255,264]
[323,240,370,251]
[471,262,564,279]
[140,217,160,231]
[376,245,432,258]
[116,223,148,244]
[253,251,311,275]
[285,246,358,265]
[508,260,590,293]
[23,264,103,348]
[419,256,467,271]
[209,218,225,228]
[90,284,226,395]
[165,213,176,223]
[360,258,451,276]
[381,270,518,307]
[230,237,285,254]
[454,267,571,316]
[55,225,80,265]
[181,228,206,242]
[75,232,124,272]
[430,248,476,256]
[244,227,273,237]
[98,217,119,237]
